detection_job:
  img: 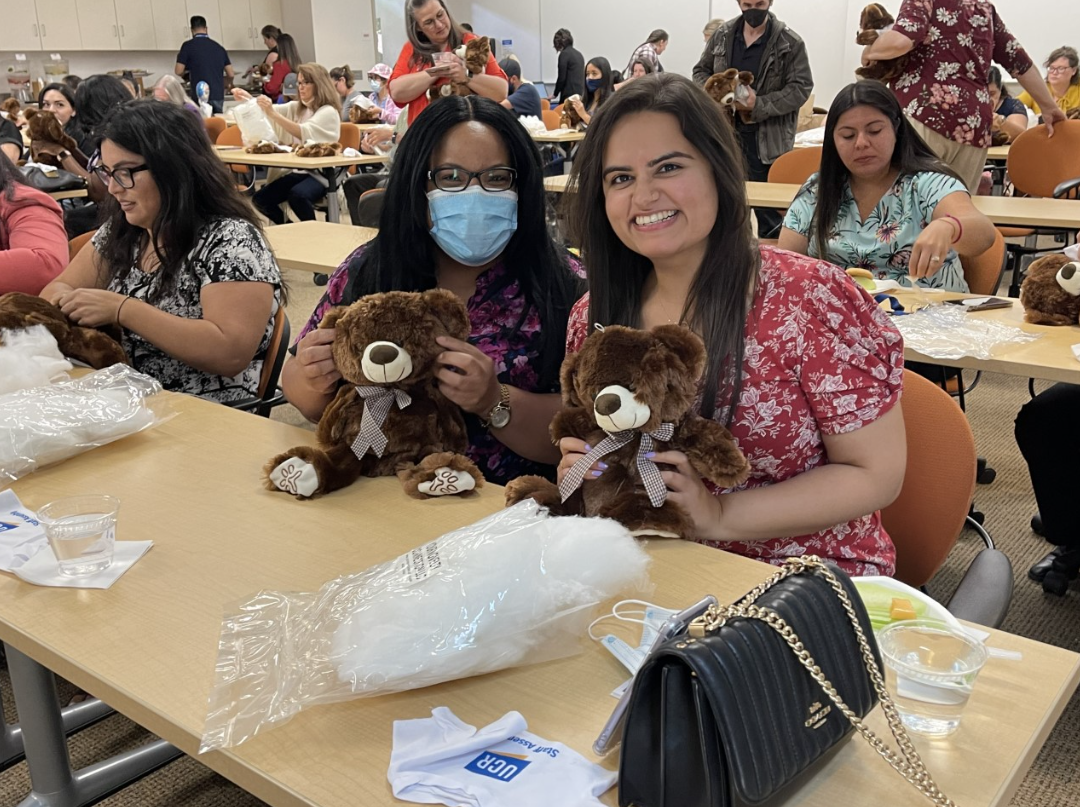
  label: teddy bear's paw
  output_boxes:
[416,466,476,497]
[269,457,320,498]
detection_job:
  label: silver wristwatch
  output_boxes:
[481,384,511,429]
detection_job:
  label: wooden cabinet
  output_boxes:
[151,0,189,53]
[36,0,83,51]
[0,6,43,50]
[115,0,157,49]
[75,0,121,50]
[249,0,282,44]
[188,0,221,46]
[219,1,255,51]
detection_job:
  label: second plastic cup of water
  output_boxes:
[37,495,120,577]
[878,619,988,737]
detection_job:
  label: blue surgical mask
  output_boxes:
[370,79,383,91]
[586,78,602,91]
[427,186,518,267]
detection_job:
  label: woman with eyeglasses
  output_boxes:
[282,95,583,485]
[1018,46,1080,117]
[388,0,507,126]
[234,63,342,224]
[40,100,284,404]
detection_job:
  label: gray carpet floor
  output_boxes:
[1,268,1077,805]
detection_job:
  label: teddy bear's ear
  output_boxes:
[651,324,706,378]
[422,289,470,339]
[318,306,348,330]
[559,350,583,407]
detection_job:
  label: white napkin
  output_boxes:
[1064,243,1078,261]
[342,147,361,157]
[0,490,48,571]
[13,541,153,589]
[1072,344,1080,364]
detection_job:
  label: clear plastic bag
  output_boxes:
[232,98,277,147]
[200,500,651,751]
[894,302,1041,360]
[0,365,175,486]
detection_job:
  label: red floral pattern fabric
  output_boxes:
[567,246,904,576]
[890,0,1033,147]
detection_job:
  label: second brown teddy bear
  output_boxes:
[0,292,128,369]
[24,108,79,167]
[1020,254,1080,326]
[855,3,908,84]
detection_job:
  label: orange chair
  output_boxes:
[542,109,562,131]
[766,146,821,185]
[880,371,1011,627]
[338,123,361,175]
[540,98,550,112]
[226,305,290,417]
[958,226,1007,296]
[216,125,256,192]
[68,230,97,261]
[204,116,227,143]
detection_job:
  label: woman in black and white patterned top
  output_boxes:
[42,100,284,404]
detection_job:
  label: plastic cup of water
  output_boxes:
[36,495,120,577]
[877,619,988,737]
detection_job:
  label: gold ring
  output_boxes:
[930,255,941,261]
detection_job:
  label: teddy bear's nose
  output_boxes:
[369,344,400,365]
[595,393,622,416]
[1062,263,1077,281]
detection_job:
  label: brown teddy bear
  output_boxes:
[1020,254,1080,326]
[1,98,20,125]
[348,104,383,123]
[505,324,750,537]
[559,94,585,130]
[264,290,485,500]
[245,141,282,154]
[855,3,907,84]
[293,142,343,158]
[0,292,128,369]
[704,69,755,125]
[427,38,491,102]
[24,107,80,167]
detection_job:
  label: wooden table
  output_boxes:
[532,129,586,143]
[213,146,388,222]
[894,289,1080,384]
[47,188,88,201]
[264,220,377,274]
[986,145,1010,162]
[1,393,1077,807]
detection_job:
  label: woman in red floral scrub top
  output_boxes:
[861,0,1065,191]
[560,74,906,577]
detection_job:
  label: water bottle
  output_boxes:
[196,80,212,118]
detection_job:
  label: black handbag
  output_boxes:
[618,557,955,807]
[19,165,87,193]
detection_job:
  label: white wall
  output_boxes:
[310,0,377,72]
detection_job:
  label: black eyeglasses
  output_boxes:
[427,166,517,192]
[88,152,150,190]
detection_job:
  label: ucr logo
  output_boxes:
[465,751,531,782]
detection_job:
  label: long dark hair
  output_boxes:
[405,0,465,68]
[988,66,1011,99]
[567,73,758,421]
[95,100,271,303]
[584,57,614,110]
[38,82,84,143]
[74,75,131,153]
[261,24,281,41]
[344,95,581,389]
[275,33,302,70]
[553,28,574,51]
[810,80,961,260]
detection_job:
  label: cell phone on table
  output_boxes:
[592,594,718,757]
[945,296,1012,312]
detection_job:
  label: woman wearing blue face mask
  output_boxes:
[568,57,615,127]
[282,95,584,486]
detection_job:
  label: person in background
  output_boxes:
[460,22,474,33]
[0,116,22,163]
[693,1,814,239]
[330,65,364,121]
[389,0,507,126]
[234,63,342,224]
[499,58,541,118]
[616,59,653,90]
[41,100,283,403]
[552,28,584,104]
[119,74,139,99]
[152,74,200,118]
[260,25,281,69]
[1018,46,1080,116]
[568,57,615,127]
[38,83,91,156]
[365,63,402,124]
[562,73,905,576]
[63,75,82,92]
[862,0,1064,191]
[175,15,233,114]
[262,33,301,102]
[0,151,68,295]
[283,96,583,486]
[1017,383,1080,596]
[623,29,668,76]
[988,65,1030,141]
[778,81,995,292]
[703,18,724,42]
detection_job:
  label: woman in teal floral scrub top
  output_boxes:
[778,81,995,292]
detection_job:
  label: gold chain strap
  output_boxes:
[689,556,958,807]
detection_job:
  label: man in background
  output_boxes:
[499,58,541,119]
[175,15,233,114]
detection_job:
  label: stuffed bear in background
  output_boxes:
[560,94,585,130]
[1020,254,1080,326]
[23,108,80,168]
[293,142,343,158]
[505,324,749,537]
[1,98,22,126]
[0,292,127,369]
[265,290,485,500]
[855,3,907,84]
[704,69,755,125]
[348,103,383,123]
[427,38,491,102]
